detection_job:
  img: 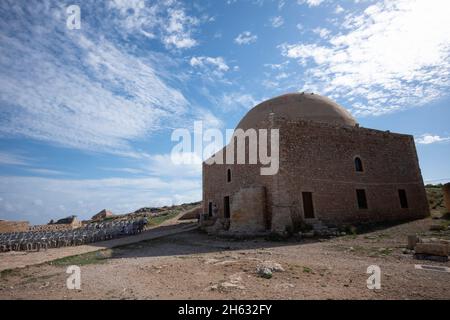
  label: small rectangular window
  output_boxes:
[227,168,231,182]
[398,189,408,208]
[356,189,368,209]
[208,202,212,217]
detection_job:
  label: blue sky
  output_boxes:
[0,0,449,224]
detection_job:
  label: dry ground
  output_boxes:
[0,217,449,300]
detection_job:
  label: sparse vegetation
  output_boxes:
[146,210,181,226]
[426,185,447,216]
[303,266,313,273]
[49,249,113,266]
[0,268,20,279]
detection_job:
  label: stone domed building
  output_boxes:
[202,93,429,234]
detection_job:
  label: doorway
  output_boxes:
[224,196,230,219]
[208,202,212,217]
[302,192,315,219]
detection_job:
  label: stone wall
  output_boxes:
[443,183,450,213]
[202,117,429,234]
[29,220,82,232]
[274,118,429,229]
[0,220,30,233]
[229,186,267,233]
[179,206,202,220]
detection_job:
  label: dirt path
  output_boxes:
[0,221,197,272]
[0,217,449,300]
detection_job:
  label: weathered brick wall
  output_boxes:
[229,186,267,233]
[275,118,429,229]
[0,220,30,233]
[202,117,429,234]
[202,119,273,230]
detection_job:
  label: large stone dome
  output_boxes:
[236,93,357,129]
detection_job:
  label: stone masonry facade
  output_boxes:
[202,116,429,234]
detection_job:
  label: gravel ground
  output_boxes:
[0,217,449,300]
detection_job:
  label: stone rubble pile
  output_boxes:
[407,234,449,262]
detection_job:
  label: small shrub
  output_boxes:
[303,266,312,273]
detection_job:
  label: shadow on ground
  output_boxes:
[108,229,307,260]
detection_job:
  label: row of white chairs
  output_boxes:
[0,218,147,252]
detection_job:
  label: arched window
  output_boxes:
[227,168,232,182]
[355,157,363,172]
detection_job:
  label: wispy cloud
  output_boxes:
[270,16,284,28]
[221,92,260,111]
[280,0,450,116]
[297,0,325,7]
[0,151,30,166]
[100,167,145,175]
[0,175,201,224]
[415,134,450,145]
[25,168,66,175]
[0,1,190,156]
[312,27,331,39]
[264,61,289,70]
[108,0,200,49]
[334,5,345,14]
[190,56,230,78]
[234,31,258,45]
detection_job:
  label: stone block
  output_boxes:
[407,234,418,250]
[414,243,449,257]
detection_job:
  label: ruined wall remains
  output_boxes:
[28,219,82,232]
[179,205,202,220]
[0,220,30,233]
[443,183,450,213]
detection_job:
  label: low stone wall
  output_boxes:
[0,221,30,233]
[179,206,202,220]
[443,183,450,213]
[28,223,79,232]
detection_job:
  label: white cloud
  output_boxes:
[297,0,325,7]
[26,168,66,175]
[0,175,201,224]
[0,2,191,156]
[270,16,284,28]
[0,152,30,166]
[100,167,145,174]
[108,0,199,50]
[415,134,450,145]
[335,5,345,14]
[312,27,331,39]
[162,8,199,49]
[147,153,202,178]
[234,31,258,45]
[194,108,224,129]
[264,61,289,70]
[190,56,230,75]
[281,0,450,116]
[275,72,289,80]
[221,92,259,111]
